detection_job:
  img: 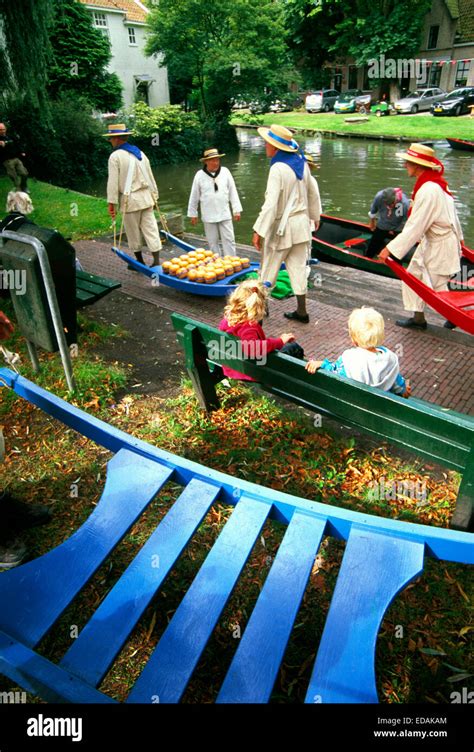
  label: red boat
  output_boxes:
[386,257,474,335]
[312,214,473,279]
[446,138,474,152]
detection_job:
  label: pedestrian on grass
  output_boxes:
[0,123,29,193]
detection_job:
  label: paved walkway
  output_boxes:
[75,236,474,415]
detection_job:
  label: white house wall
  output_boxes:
[88,9,169,109]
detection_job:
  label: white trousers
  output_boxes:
[402,255,451,313]
[259,242,309,296]
[124,207,162,254]
[203,220,236,256]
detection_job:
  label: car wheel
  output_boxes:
[455,105,462,116]
[411,105,418,114]
[375,109,382,117]
[358,105,367,115]
[323,104,330,112]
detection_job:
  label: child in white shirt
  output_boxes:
[305,307,411,397]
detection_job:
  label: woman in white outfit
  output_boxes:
[378,143,462,330]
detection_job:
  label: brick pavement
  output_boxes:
[75,237,474,415]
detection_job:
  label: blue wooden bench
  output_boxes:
[0,367,472,704]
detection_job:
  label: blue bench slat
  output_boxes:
[0,450,172,648]
[60,478,220,686]
[217,510,326,703]
[304,526,425,703]
[0,631,116,704]
[126,495,272,703]
[2,369,472,563]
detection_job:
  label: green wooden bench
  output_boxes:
[75,269,121,309]
[171,313,474,532]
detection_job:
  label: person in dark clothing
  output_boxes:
[0,310,52,570]
[366,187,410,258]
[0,123,29,192]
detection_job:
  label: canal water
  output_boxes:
[83,127,474,244]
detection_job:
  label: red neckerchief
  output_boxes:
[409,164,451,216]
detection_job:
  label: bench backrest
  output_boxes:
[171,314,474,473]
[0,368,472,704]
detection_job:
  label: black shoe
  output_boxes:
[444,320,456,330]
[0,537,27,570]
[396,317,427,330]
[284,311,309,324]
[127,264,139,271]
[1,493,52,530]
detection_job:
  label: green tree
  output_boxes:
[48,0,123,111]
[146,0,296,118]
[0,0,53,112]
[283,0,346,88]
[284,0,432,96]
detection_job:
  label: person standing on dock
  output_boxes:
[366,187,410,258]
[253,125,321,324]
[187,148,242,257]
[105,123,161,268]
[378,143,462,331]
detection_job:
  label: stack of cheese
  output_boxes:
[161,249,251,284]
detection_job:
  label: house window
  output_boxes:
[427,25,439,50]
[455,61,469,87]
[93,12,109,37]
[128,27,137,45]
[429,64,442,87]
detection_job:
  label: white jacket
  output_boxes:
[387,181,462,276]
[107,148,158,213]
[253,162,321,252]
[187,166,242,223]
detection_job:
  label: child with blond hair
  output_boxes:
[305,307,410,397]
[219,279,301,381]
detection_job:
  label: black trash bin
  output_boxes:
[0,214,77,350]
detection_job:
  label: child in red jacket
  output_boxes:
[218,279,300,381]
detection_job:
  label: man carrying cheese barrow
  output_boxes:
[253,124,321,324]
[105,123,162,269]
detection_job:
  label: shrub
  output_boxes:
[3,94,109,188]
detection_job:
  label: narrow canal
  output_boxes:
[82,127,474,245]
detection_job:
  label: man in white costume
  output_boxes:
[379,143,462,330]
[105,123,162,268]
[187,148,242,256]
[253,125,321,323]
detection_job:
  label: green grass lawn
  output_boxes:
[0,176,112,241]
[231,110,474,141]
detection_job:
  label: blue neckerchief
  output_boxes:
[271,148,306,180]
[115,142,142,161]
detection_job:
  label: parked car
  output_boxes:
[431,86,474,116]
[334,90,373,114]
[305,89,340,113]
[394,88,446,114]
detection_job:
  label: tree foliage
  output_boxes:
[0,0,53,111]
[325,0,432,64]
[283,0,432,87]
[146,0,297,117]
[48,0,123,111]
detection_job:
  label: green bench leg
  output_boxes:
[451,447,474,532]
[182,324,223,412]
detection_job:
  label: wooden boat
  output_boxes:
[386,257,474,334]
[312,214,474,282]
[446,138,474,152]
[112,232,259,297]
[311,215,400,279]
